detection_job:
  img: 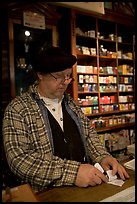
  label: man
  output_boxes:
[2,46,129,192]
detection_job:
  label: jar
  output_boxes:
[113,116,118,125]
[121,115,126,124]
[109,117,113,126]
[117,117,122,124]
[79,75,83,83]
[109,34,115,41]
[104,117,109,127]
[118,36,122,42]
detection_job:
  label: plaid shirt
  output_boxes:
[2,82,110,192]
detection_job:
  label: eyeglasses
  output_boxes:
[49,73,74,83]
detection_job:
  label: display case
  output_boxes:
[9,18,58,99]
[71,10,134,112]
[71,9,135,151]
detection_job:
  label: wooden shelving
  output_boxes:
[71,9,135,118]
[96,122,135,133]
[71,9,135,155]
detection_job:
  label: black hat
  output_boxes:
[32,46,77,73]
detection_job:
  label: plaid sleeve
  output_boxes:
[2,98,80,192]
[87,125,111,164]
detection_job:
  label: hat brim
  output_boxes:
[32,46,77,73]
[34,55,77,73]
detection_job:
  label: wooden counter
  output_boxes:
[37,169,135,202]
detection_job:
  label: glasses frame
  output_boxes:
[49,73,74,83]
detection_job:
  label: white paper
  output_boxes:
[127,143,135,155]
[94,163,124,186]
[106,170,117,181]
[107,179,124,187]
[106,170,124,186]
[100,185,135,202]
[94,162,104,173]
[124,159,135,171]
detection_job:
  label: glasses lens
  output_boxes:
[58,77,71,83]
[50,73,73,83]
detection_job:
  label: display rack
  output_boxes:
[71,9,135,156]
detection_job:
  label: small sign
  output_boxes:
[23,11,45,29]
[55,2,105,14]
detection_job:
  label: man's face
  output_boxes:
[37,68,72,99]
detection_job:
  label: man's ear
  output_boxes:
[37,72,43,80]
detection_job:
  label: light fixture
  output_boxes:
[25,30,30,37]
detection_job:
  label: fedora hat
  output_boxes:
[32,46,77,73]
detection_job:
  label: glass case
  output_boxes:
[9,19,57,99]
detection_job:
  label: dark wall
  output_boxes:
[57,6,72,53]
[56,6,73,96]
[1,15,11,116]
[1,4,73,114]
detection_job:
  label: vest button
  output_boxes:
[64,138,67,143]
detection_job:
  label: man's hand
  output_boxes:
[100,156,130,180]
[75,163,107,187]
